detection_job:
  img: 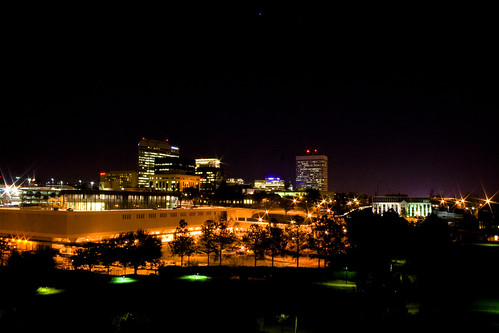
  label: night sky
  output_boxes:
[2,4,497,197]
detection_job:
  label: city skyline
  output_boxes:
[2,5,497,197]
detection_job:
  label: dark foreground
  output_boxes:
[1,247,499,332]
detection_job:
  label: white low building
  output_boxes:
[372,195,432,218]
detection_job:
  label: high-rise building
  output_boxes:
[296,150,328,191]
[137,138,179,187]
[195,158,223,192]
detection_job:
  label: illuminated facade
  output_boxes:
[0,207,228,244]
[195,158,223,192]
[99,170,138,190]
[11,187,177,211]
[296,153,328,191]
[0,207,273,246]
[372,195,432,218]
[254,177,285,191]
[138,138,179,187]
[149,174,200,192]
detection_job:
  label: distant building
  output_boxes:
[149,173,200,192]
[254,177,286,191]
[296,151,328,191]
[372,195,432,218]
[226,178,245,186]
[99,170,138,190]
[154,156,196,175]
[138,138,179,187]
[195,158,224,192]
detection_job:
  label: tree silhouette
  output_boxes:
[308,216,348,268]
[169,219,195,267]
[212,220,237,266]
[242,224,268,266]
[198,219,218,266]
[71,242,101,271]
[285,215,308,267]
[266,224,287,267]
[114,230,162,275]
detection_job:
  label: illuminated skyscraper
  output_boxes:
[195,158,223,192]
[296,150,328,191]
[137,138,179,187]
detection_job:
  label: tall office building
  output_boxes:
[195,158,224,192]
[296,150,328,191]
[137,138,179,187]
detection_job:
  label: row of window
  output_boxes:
[122,211,213,220]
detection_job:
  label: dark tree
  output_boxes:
[242,224,269,266]
[169,219,195,267]
[0,237,11,266]
[198,219,218,266]
[71,242,101,271]
[212,220,237,266]
[308,216,348,268]
[285,215,309,267]
[114,230,162,275]
[8,248,56,273]
[266,224,287,267]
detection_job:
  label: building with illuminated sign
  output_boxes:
[296,151,328,191]
[372,195,432,218]
[138,138,179,187]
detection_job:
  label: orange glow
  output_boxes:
[100,172,106,176]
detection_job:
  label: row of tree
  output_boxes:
[71,230,162,274]
[169,216,348,268]
[71,211,452,272]
[2,210,454,276]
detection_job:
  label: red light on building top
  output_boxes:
[306,149,310,154]
[100,172,106,176]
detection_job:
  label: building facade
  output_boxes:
[138,138,179,187]
[296,153,328,191]
[195,158,224,192]
[99,170,138,190]
[254,177,286,191]
[149,174,200,192]
[154,156,195,175]
[372,195,432,218]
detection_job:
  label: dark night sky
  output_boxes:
[2,4,498,197]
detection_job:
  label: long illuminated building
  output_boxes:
[0,207,228,247]
[0,205,279,249]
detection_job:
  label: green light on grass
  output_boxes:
[36,287,64,295]
[319,280,357,291]
[470,299,499,314]
[179,274,211,281]
[110,276,138,284]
